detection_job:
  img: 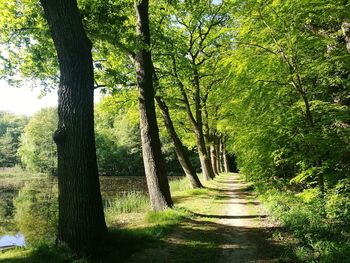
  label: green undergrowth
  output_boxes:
[250,178,350,263]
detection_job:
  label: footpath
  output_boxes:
[127,173,289,263]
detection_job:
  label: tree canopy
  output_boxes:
[0,0,349,259]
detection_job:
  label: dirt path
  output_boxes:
[214,174,283,263]
[127,173,288,263]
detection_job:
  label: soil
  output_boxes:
[125,173,292,263]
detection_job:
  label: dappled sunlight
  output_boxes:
[125,174,291,263]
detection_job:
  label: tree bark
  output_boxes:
[219,137,225,173]
[215,136,221,174]
[210,144,219,175]
[40,0,107,255]
[222,141,230,173]
[195,127,215,180]
[134,0,173,211]
[155,96,203,188]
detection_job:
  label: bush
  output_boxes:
[252,180,350,262]
[325,179,350,225]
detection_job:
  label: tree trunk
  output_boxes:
[194,127,215,180]
[219,137,225,173]
[294,76,325,192]
[155,96,203,188]
[134,0,173,211]
[210,144,219,175]
[215,136,221,174]
[222,142,230,173]
[40,0,107,255]
[171,56,214,181]
[198,80,215,180]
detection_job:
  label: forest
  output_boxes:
[0,0,349,262]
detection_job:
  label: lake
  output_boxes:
[0,175,182,247]
[0,234,25,248]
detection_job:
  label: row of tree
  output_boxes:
[1,0,234,255]
[1,0,349,258]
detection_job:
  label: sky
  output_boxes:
[0,80,101,116]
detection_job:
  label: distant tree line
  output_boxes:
[0,105,197,176]
[0,112,28,168]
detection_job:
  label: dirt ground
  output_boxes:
[126,174,291,263]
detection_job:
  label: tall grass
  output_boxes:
[169,176,192,192]
[104,191,149,225]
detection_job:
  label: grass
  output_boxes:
[0,173,233,263]
[104,191,149,226]
[169,177,192,192]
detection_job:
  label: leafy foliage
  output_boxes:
[222,0,350,188]
[0,112,28,167]
[18,108,57,173]
[254,179,350,262]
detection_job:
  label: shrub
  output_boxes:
[325,179,350,224]
[252,179,349,262]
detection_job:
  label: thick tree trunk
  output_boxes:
[206,140,213,176]
[134,0,173,211]
[195,128,214,181]
[204,125,216,177]
[155,96,203,188]
[40,0,107,255]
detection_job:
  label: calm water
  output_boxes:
[0,175,182,247]
[0,234,25,247]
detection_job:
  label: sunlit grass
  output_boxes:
[146,208,189,225]
[1,173,234,262]
[104,191,150,226]
[169,176,192,192]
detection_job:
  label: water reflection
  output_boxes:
[14,180,58,245]
[0,175,182,246]
[0,233,25,247]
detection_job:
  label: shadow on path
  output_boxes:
[126,173,294,263]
